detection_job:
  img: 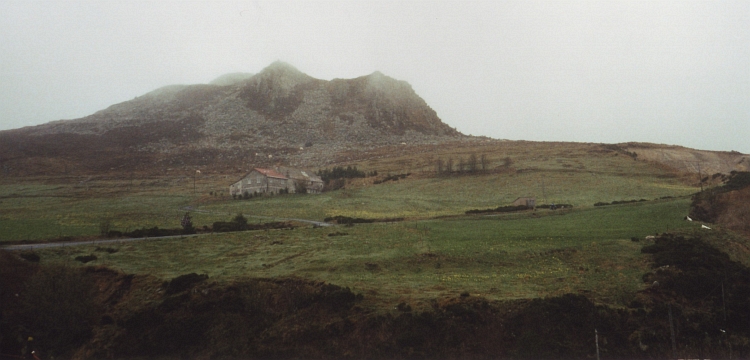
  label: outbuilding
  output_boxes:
[512,197,536,208]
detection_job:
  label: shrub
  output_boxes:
[317,166,366,183]
[294,180,308,194]
[232,213,248,229]
[95,246,119,254]
[125,227,183,238]
[465,205,529,215]
[323,215,404,224]
[374,173,410,184]
[323,178,346,192]
[181,212,195,234]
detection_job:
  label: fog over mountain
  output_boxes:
[0,62,461,174]
[1,1,748,153]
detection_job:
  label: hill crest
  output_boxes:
[0,62,462,174]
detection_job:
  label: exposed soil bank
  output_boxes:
[2,233,749,359]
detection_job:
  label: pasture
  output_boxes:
[0,141,697,242]
[24,197,702,309]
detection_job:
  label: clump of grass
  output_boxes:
[20,251,40,262]
[95,246,119,253]
[74,255,97,263]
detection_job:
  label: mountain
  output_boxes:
[0,62,461,175]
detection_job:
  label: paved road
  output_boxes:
[1,210,332,251]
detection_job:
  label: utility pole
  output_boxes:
[541,176,547,204]
[697,162,704,192]
[194,169,201,195]
[722,282,727,322]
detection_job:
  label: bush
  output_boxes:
[594,199,645,207]
[294,180,307,194]
[724,171,750,191]
[465,205,529,215]
[125,227,183,238]
[373,173,410,184]
[317,166,366,183]
[232,213,248,228]
[95,246,119,254]
[323,215,404,224]
[181,212,195,234]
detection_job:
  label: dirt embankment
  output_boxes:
[623,143,749,177]
[690,172,750,236]
[3,232,750,360]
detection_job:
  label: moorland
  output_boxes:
[3,139,750,359]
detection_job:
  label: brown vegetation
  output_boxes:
[3,232,750,359]
[690,172,750,236]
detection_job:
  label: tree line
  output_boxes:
[434,153,512,175]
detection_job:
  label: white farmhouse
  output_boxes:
[229,167,324,197]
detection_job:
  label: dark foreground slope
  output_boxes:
[2,232,749,360]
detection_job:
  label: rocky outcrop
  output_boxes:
[0,62,461,174]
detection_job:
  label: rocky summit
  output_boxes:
[0,62,462,175]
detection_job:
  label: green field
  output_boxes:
[25,197,704,309]
[0,148,697,242]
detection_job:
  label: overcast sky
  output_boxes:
[1,1,748,153]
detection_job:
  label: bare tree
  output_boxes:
[468,153,478,173]
[480,154,488,172]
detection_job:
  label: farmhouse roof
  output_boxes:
[276,166,323,183]
[232,168,288,184]
[254,168,287,179]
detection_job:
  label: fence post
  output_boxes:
[595,329,600,360]
[668,304,677,359]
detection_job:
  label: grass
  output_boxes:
[0,166,695,242]
[0,141,698,242]
[0,141,712,310]
[29,197,702,309]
